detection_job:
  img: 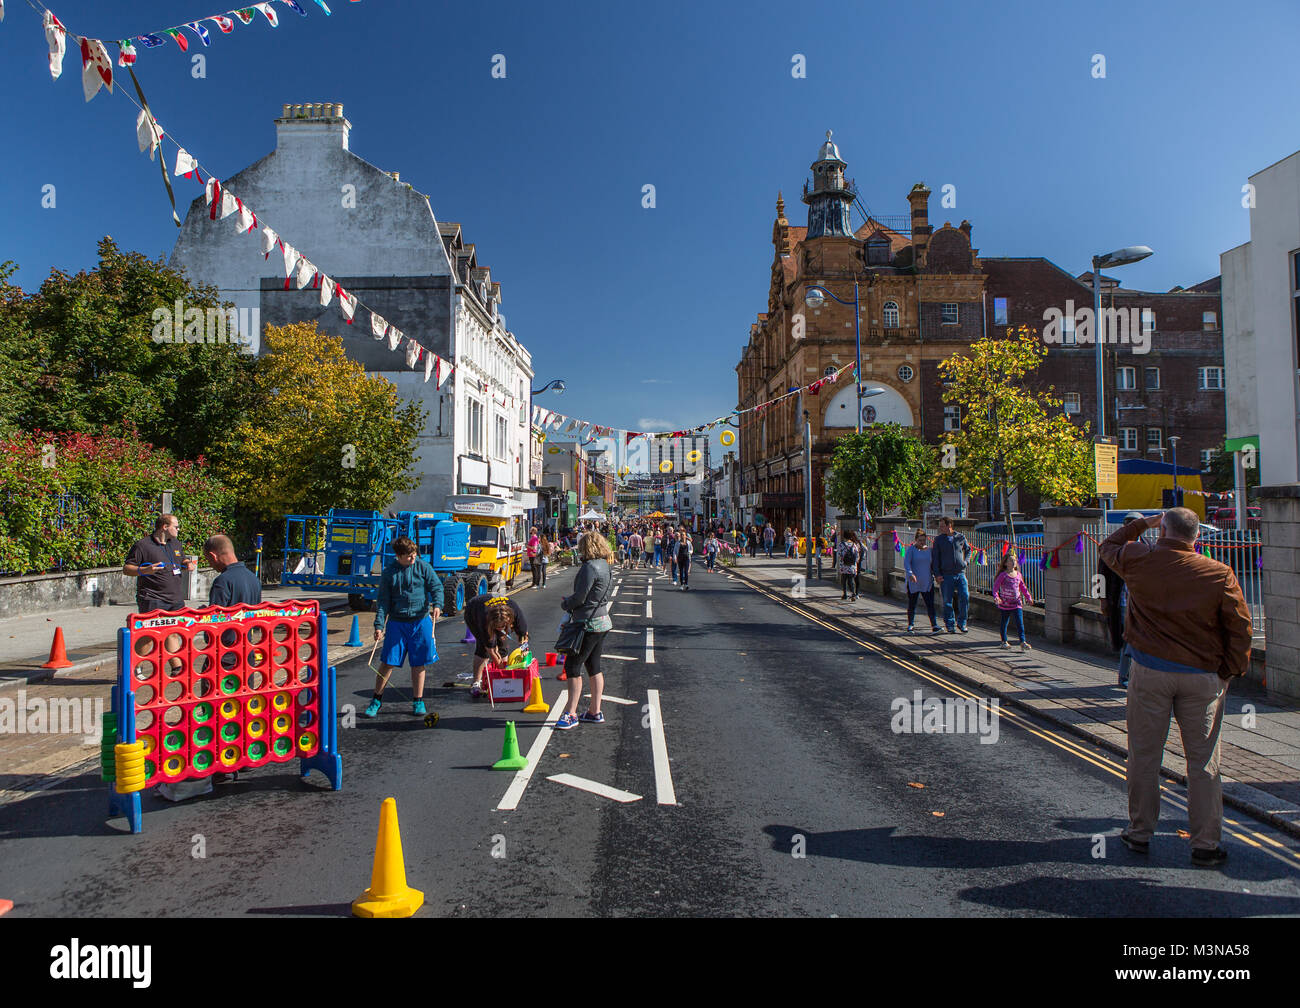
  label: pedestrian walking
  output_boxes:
[364,536,446,718]
[203,535,262,606]
[785,527,795,559]
[746,524,758,558]
[538,533,552,587]
[904,528,940,633]
[556,531,615,731]
[665,526,678,583]
[676,525,694,589]
[932,516,971,633]
[124,514,196,614]
[461,592,529,697]
[1100,508,1253,868]
[838,530,862,600]
[1101,512,1146,687]
[652,526,663,569]
[704,531,719,571]
[527,526,542,588]
[627,528,643,570]
[992,551,1034,650]
[763,523,776,558]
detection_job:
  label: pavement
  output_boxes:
[724,554,1300,840]
[6,560,1300,917]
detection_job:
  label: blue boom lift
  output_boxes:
[282,509,483,614]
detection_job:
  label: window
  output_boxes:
[1117,366,1137,390]
[1202,311,1217,331]
[494,415,508,460]
[1201,449,1218,470]
[941,303,959,325]
[1062,313,1076,345]
[1145,367,1160,391]
[1062,392,1081,414]
[1198,366,1224,390]
[993,297,1008,326]
[1141,308,1156,334]
[466,398,484,455]
[1147,427,1163,449]
[943,405,961,432]
[897,364,914,383]
[1119,427,1138,451]
[883,301,900,328]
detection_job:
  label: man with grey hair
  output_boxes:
[204,534,262,607]
[1101,507,1252,868]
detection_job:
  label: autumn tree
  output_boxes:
[938,326,1094,533]
[214,322,425,529]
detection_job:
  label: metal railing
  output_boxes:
[966,530,1045,607]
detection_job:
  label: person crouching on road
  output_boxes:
[462,593,529,698]
[364,536,445,719]
[556,532,615,731]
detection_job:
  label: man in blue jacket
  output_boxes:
[363,536,446,719]
[932,516,971,634]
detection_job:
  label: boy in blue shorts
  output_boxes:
[363,536,446,718]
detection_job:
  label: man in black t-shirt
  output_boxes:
[124,514,195,613]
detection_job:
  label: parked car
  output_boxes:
[1210,506,1261,531]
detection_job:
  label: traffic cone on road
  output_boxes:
[522,674,549,714]
[492,722,527,771]
[344,615,364,647]
[461,625,476,644]
[351,797,424,919]
[41,627,73,669]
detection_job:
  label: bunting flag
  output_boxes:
[976,549,987,566]
[232,9,258,25]
[136,34,167,49]
[261,225,277,258]
[281,243,299,288]
[206,177,222,219]
[117,40,137,66]
[254,3,280,26]
[318,275,335,307]
[405,338,419,369]
[136,109,162,160]
[80,37,113,101]
[164,28,189,51]
[1074,532,1083,554]
[46,12,68,80]
[895,539,903,555]
[1000,541,1009,557]
[235,198,255,234]
[1039,552,1049,570]
[282,0,310,13]
[423,350,434,382]
[387,326,402,352]
[1257,555,1264,569]
[369,312,388,340]
[210,15,236,32]
[185,21,212,46]
[294,256,314,289]
[174,148,200,181]
[339,288,357,323]
[1050,549,1061,569]
[1018,551,1026,565]
[313,0,334,12]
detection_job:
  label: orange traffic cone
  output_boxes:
[42,627,73,669]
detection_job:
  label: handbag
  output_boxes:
[555,617,586,656]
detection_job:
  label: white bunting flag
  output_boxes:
[46,12,67,81]
[219,191,238,220]
[370,312,388,340]
[80,37,113,101]
[295,257,315,289]
[235,199,255,234]
[424,350,434,382]
[405,338,420,368]
[174,148,199,179]
[319,275,335,307]
[261,225,278,258]
[281,243,299,281]
[255,3,280,27]
[387,326,403,351]
[136,109,162,160]
[339,288,357,323]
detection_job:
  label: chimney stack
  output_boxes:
[275,101,350,151]
[908,183,932,266]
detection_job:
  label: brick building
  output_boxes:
[737,133,1226,528]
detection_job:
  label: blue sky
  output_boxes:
[3,0,1298,446]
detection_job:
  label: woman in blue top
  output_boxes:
[904,528,941,634]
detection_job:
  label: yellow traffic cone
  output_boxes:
[351,797,424,918]
[522,673,549,714]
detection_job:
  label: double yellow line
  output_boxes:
[742,575,1300,873]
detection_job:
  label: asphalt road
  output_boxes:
[4,559,1300,917]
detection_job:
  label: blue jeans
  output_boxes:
[1118,647,1133,687]
[939,573,969,630]
[653,545,661,566]
[705,552,716,570]
[999,608,1025,643]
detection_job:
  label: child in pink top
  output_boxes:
[992,552,1034,650]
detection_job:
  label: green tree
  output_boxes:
[1207,448,1259,494]
[826,423,940,518]
[215,322,425,525]
[0,238,257,461]
[938,326,1093,532]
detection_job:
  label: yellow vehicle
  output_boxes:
[446,495,527,594]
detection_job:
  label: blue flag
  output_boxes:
[185,22,212,46]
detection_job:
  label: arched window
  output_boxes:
[883,301,900,329]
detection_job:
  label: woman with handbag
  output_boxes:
[538,533,552,587]
[556,531,615,730]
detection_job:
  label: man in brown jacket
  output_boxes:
[1100,507,1253,868]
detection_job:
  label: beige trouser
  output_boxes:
[1125,657,1228,850]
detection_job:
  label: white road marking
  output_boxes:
[602,653,637,661]
[646,688,676,806]
[610,586,619,598]
[646,627,654,664]
[546,774,642,803]
[586,693,635,705]
[646,599,653,618]
[608,629,638,634]
[496,689,567,811]
[647,583,653,597]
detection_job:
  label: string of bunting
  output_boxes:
[117,1,352,66]
[26,0,452,387]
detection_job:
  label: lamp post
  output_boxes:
[1169,435,1181,507]
[1090,245,1152,516]
[531,379,566,396]
[805,282,862,530]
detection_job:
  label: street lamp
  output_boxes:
[531,379,566,396]
[1169,435,1181,507]
[1090,246,1153,439]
